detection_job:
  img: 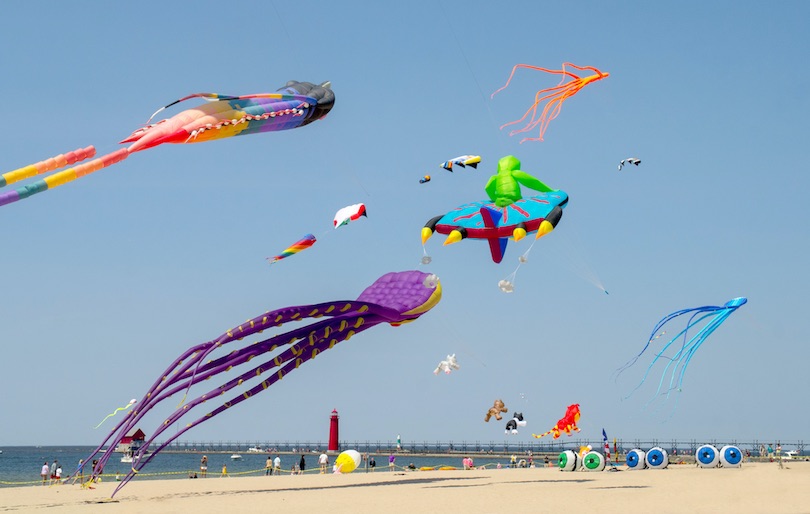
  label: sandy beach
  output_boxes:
[1,462,808,513]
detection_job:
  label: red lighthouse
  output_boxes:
[328,409,339,453]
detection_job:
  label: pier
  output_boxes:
[155,438,806,460]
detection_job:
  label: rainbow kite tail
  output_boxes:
[0,148,129,207]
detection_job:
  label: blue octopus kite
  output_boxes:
[617,297,747,407]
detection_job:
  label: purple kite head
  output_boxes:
[356,270,441,324]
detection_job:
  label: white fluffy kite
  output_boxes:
[433,354,460,375]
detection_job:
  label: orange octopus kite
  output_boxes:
[491,63,608,143]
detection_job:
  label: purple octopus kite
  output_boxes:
[78,270,441,496]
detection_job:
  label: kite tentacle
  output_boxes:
[623,311,718,400]
[491,62,608,143]
[491,64,580,99]
[81,302,401,479]
[78,301,365,478]
[669,310,735,393]
[499,83,578,135]
[0,146,96,189]
[82,271,440,496]
[614,306,724,378]
[170,300,387,401]
[645,312,722,403]
[113,315,386,494]
[149,316,379,451]
[176,300,397,393]
[130,307,394,426]
[0,148,130,207]
[85,302,406,482]
[618,299,746,412]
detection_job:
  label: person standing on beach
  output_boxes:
[265,456,273,476]
[40,462,49,485]
[49,460,58,484]
[318,452,328,473]
[274,455,281,474]
[388,454,396,471]
[200,455,208,478]
[369,456,376,472]
[70,459,84,485]
[221,464,228,477]
[55,464,62,484]
[91,459,100,483]
[299,454,306,473]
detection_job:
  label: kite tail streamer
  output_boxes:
[93,401,136,429]
[532,429,555,439]
[0,148,129,207]
[0,146,96,188]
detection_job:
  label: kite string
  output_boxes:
[443,322,487,369]
[498,238,539,293]
[270,1,298,62]
[437,0,508,155]
[269,0,375,199]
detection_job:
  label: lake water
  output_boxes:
[0,447,545,487]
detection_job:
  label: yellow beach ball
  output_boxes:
[334,450,362,473]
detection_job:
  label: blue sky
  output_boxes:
[1,1,808,447]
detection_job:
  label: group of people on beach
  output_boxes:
[197,454,288,478]
[263,455,284,475]
[192,452,399,477]
[39,460,62,485]
[39,458,103,486]
[759,443,782,459]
